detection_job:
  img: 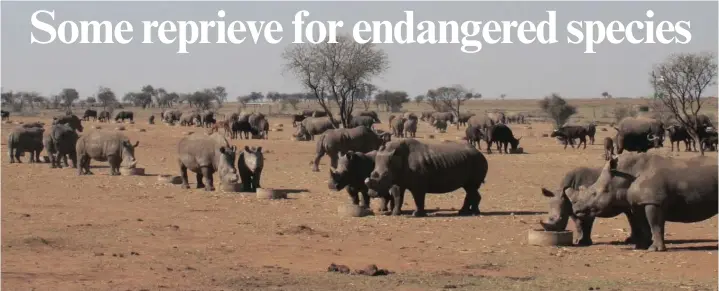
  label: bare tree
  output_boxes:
[650,52,718,155]
[538,93,577,128]
[500,94,507,100]
[426,85,479,129]
[282,34,389,128]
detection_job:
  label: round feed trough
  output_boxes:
[221,183,243,193]
[510,147,524,154]
[157,175,183,184]
[337,204,373,218]
[527,229,573,246]
[120,167,145,176]
[116,126,126,131]
[256,188,287,200]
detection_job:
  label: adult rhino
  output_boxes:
[43,123,79,169]
[429,112,454,124]
[569,153,718,251]
[355,110,381,123]
[302,109,328,118]
[487,112,506,124]
[613,117,665,154]
[388,115,405,138]
[8,127,45,163]
[311,126,390,172]
[540,167,635,246]
[76,131,139,175]
[162,109,183,124]
[53,114,84,132]
[403,117,418,138]
[248,113,269,139]
[177,132,240,191]
[293,117,339,141]
[364,139,489,217]
[347,115,377,129]
[456,112,475,127]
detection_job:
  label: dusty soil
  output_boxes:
[2,113,717,291]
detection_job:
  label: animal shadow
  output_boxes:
[424,210,546,217]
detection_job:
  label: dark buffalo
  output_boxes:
[98,111,111,122]
[148,115,155,125]
[114,111,134,122]
[231,119,258,139]
[82,109,97,121]
[43,123,79,168]
[613,117,665,154]
[365,139,489,217]
[292,114,306,127]
[8,127,44,163]
[550,126,588,149]
[1,110,9,121]
[665,124,694,152]
[484,124,521,154]
[53,114,84,132]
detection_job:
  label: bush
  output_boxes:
[612,106,637,123]
[538,93,577,128]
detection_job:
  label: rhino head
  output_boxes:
[329,151,359,191]
[218,146,239,185]
[121,140,140,168]
[567,156,624,218]
[538,187,573,231]
[241,146,263,174]
[292,124,311,140]
[365,144,402,194]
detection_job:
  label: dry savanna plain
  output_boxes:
[2,99,718,291]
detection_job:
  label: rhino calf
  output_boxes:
[432,119,447,133]
[177,132,239,191]
[312,126,389,172]
[603,137,614,160]
[238,146,264,192]
[76,131,139,175]
[329,151,393,212]
[8,127,45,163]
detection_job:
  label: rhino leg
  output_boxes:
[195,171,205,189]
[347,188,361,206]
[61,153,70,167]
[571,215,595,246]
[253,170,262,189]
[459,186,481,216]
[390,186,405,216]
[643,205,667,251]
[108,155,121,175]
[239,170,252,192]
[580,137,587,149]
[311,152,325,172]
[79,155,93,175]
[201,167,215,191]
[410,190,428,217]
[179,161,191,189]
[629,206,654,250]
[69,152,77,169]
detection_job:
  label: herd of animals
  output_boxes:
[2,107,719,252]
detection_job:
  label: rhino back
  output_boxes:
[178,133,226,169]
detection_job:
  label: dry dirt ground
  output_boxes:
[2,112,717,291]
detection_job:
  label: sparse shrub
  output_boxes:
[538,93,577,128]
[612,106,637,123]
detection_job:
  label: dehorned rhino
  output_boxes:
[43,123,79,169]
[177,132,239,191]
[568,153,718,251]
[76,131,139,175]
[238,146,264,192]
[8,126,45,163]
[365,139,489,217]
[311,125,390,172]
[329,150,394,212]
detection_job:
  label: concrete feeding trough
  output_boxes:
[510,147,524,154]
[120,167,145,176]
[256,188,287,200]
[426,134,435,139]
[221,183,244,193]
[116,126,126,131]
[527,229,573,246]
[337,204,373,218]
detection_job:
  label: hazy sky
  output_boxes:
[2,1,717,100]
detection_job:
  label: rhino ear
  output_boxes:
[563,187,576,199]
[244,145,251,152]
[256,146,262,153]
[609,156,619,170]
[541,188,555,197]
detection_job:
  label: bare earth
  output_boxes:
[2,111,717,291]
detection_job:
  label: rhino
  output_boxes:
[539,167,635,246]
[506,112,525,124]
[180,113,200,126]
[293,117,339,141]
[53,114,83,132]
[613,117,665,154]
[403,117,418,138]
[177,132,240,191]
[238,146,264,192]
[76,131,139,175]
[568,153,718,251]
[364,139,489,217]
[329,150,394,212]
[465,125,484,150]
[162,109,183,124]
[248,113,269,139]
[388,115,405,137]
[311,126,389,172]
[302,109,328,118]
[456,112,475,126]
[231,119,258,139]
[8,127,45,163]
[487,112,506,124]
[419,111,433,121]
[430,112,454,124]
[402,112,417,120]
[355,110,381,123]
[43,123,79,168]
[603,137,614,161]
[21,122,45,128]
[347,115,377,129]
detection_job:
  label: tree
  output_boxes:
[86,97,97,107]
[374,90,409,112]
[355,83,377,111]
[426,85,479,129]
[414,95,425,106]
[650,52,718,155]
[538,93,577,128]
[266,91,282,102]
[500,94,507,100]
[96,87,117,110]
[282,34,389,128]
[601,91,612,99]
[141,85,158,107]
[212,86,228,105]
[59,88,80,110]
